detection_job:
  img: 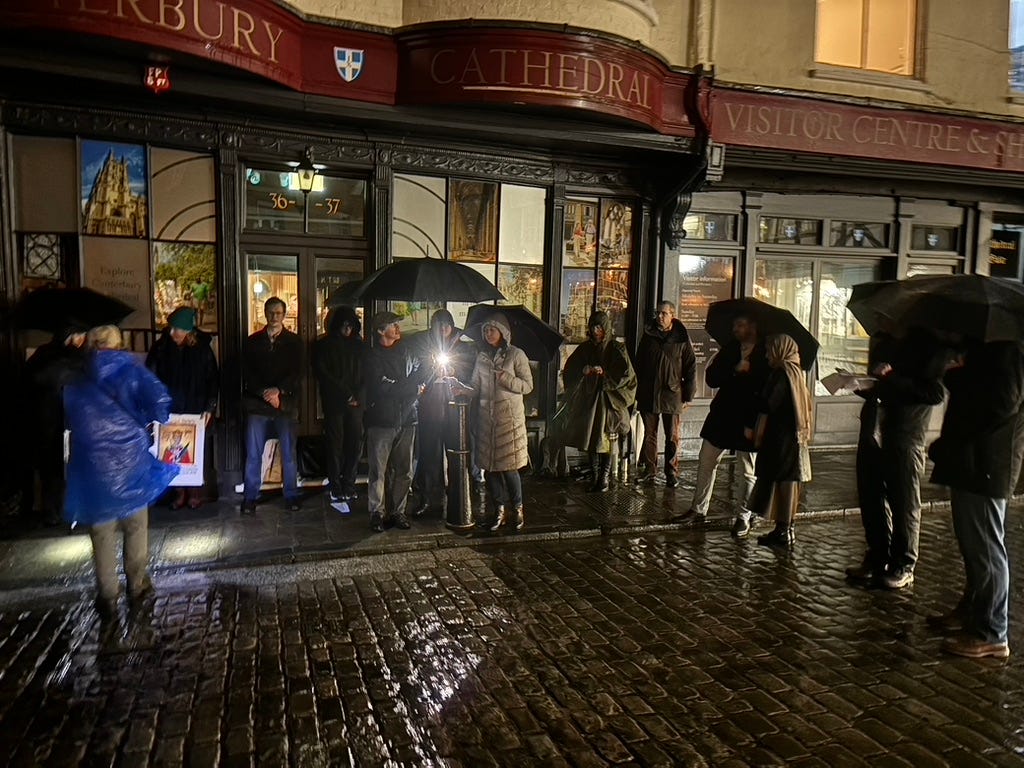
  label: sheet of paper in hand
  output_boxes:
[821,370,876,396]
[151,413,205,487]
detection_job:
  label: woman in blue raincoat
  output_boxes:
[64,325,178,620]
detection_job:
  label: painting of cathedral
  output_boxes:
[81,140,148,237]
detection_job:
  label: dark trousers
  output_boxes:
[323,404,362,498]
[486,470,523,510]
[856,399,890,569]
[882,430,928,571]
[414,417,450,507]
[640,411,681,473]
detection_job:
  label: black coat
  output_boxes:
[634,319,697,414]
[312,331,365,414]
[929,342,1024,498]
[363,340,429,429]
[874,329,946,441]
[24,339,88,448]
[145,330,219,415]
[242,327,304,419]
[700,340,770,451]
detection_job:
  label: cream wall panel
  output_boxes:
[282,0,402,28]
[649,0,691,66]
[402,1,656,46]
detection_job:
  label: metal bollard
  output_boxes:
[445,398,474,530]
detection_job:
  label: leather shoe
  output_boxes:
[757,527,795,549]
[370,514,385,533]
[285,498,302,512]
[926,610,965,633]
[942,633,1010,659]
[670,508,703,525]
[240,501,257,516]
[393,513,411,530]
[845,557,878,583]
[664,471,678,488]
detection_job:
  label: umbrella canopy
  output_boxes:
[705,297,819,371]
[327,259,504,305]
[464,304,563,362]
[847,275,1024,343]
[14,287,134,334]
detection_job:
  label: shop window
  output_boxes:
[759,217,822,245]
[990,213,1024,280]
[20,234,78,287]
[449,180,499,262]
[910,225,958,252]
[829,221,890,249]
[663,253,737,400]
[683,213,738,242]
[245,167,366,235]
[154,242,218,332]
[816,261,882,393]
[246,254,298,335]
[815,0,917,76]
[907,262,957,277]
[560,197,633,341]
[1011,0,1024,92]
[754,259,814,332]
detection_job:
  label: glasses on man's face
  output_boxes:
[267,310,285,317]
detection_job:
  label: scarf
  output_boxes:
[767,334,814,445]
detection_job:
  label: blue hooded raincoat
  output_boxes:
[64,350,178,527]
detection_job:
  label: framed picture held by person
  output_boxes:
[152,414,205,487]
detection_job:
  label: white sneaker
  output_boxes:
[330,501,351,515]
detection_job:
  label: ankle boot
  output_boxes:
[514,505,525,530]
[490,505,508,531]
[593,454,611,492]
[757,526,795,548]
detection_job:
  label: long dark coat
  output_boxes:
[145,329,219,415]
[634,319,697,414]
[559,314,637,453]
[929,341,1024,498]
[700,340,770,451]
[754,369,810,482]
[312,308,365,414]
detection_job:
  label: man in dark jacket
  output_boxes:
[313,306,365,513]
[634,301,697,487]
[241,296,304,515]
[846,328,946,589]
[675,313,769,531]
[364,311,429,532]
[928,340,1024,659]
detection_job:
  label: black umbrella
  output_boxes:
[14,287,134,334]
[327,259,504,305]
[464,304,563,362]
[847,275,1024,343]
[705,297,819,371]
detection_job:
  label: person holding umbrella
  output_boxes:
[675,311,769,532]
[558,310,637,492]
[64,325,177,621]
[927,339,1024,659]
[145,307,219,510]
[462,311,533,530]
[746,334,814,549]
[634,301,697,488]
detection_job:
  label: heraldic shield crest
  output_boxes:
[334,48,364,82]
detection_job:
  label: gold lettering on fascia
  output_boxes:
[57,0,286,63]
[725,102,1024,162]
[431,48,652,109]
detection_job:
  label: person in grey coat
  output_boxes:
[464,312,533,531]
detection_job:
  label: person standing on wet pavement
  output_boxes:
[410,309,475,517]
[20,323,88,527]
[559,310,637,492]
[241,297,304,516]
[674,312,768,531]
[926,340,1024,659]
[634,301,697,488]
[64,325,177,621]
[845,328,946,589]
[145,307,219,511]
[745,334,814,549]
[363,311,429,533]
[312,306,365,514]
[463,312,533,530]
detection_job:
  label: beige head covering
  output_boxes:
[767,334,814,444]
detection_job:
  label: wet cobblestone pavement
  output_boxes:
[2,509,1024,766]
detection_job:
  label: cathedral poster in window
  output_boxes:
[80,140,148,238]
[448,180,498,262]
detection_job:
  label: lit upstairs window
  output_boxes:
[1011,0,1024,92]
[815,0,917,76]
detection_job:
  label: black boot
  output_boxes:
[593,453,611,492]
[757,526,795,548]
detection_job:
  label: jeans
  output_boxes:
[323,404,362,498]
[950,489,1009,644]
[640,412,682,474]
[486,470,523,510]
[244,414,299,504]
[690,439,755,515]
[366,425,415,519]
[89,508,148,602]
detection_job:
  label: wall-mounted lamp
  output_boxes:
[297,148,317,194]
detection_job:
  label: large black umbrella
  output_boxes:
[848,275,1024,342]
[464,304,563,362]
[705,297,819,371]
[14,287,134,334]
[327,259,504,305]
